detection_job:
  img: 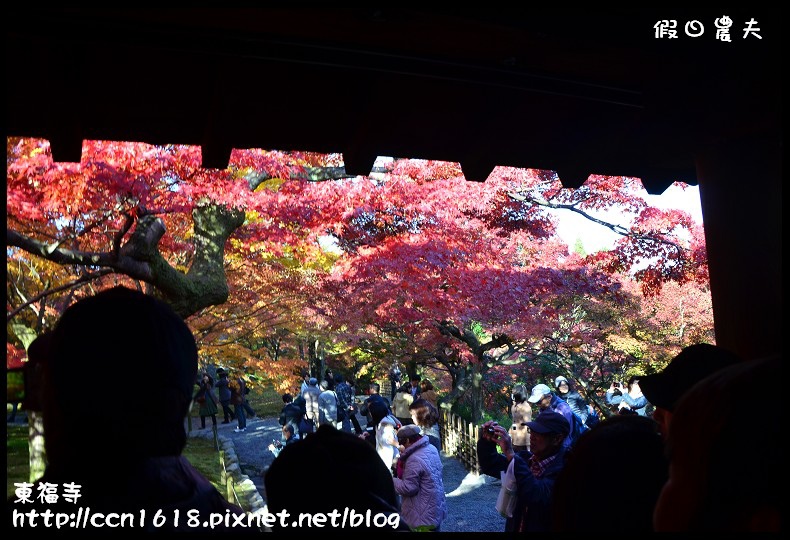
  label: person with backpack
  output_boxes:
[301,377,320,438]
[359,382,391,425]
[363,400,401,472]
[527,383,582,449]
[278,393,303,433]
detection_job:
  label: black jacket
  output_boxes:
[279,402,304,427]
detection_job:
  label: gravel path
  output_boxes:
[190,415,506,532]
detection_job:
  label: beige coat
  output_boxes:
[393,389,414,419]
[510,400,532,450]
[420,389,439,409]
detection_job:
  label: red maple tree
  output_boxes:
[7,139,712,420]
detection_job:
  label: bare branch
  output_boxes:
[507,191,685,254]
[6,269,115,323]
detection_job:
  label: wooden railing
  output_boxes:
[185,412,240,508]
[218,449,243,508]
[439,408,480,475]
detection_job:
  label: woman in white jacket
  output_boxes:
[375,414,401,472]
[360,399,398,467]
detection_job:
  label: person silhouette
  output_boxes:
[6,286,248,531]
[264,425,406,531]
[551,415,667,531]
[639,342,743,441]
[653,354,780,532]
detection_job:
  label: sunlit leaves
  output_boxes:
[7,138,712,402]
[6,343,25,369]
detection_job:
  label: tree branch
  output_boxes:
[6,269,115,323]
[8,202,246,318]
[507,191,685,254]
[7,229,117,267]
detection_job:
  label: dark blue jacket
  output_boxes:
[215,375,231,402]
[546,394,576,449]
[477,438,567,532]
[279,401,303,429]
[558,390,589,423]
[605,390,649,416]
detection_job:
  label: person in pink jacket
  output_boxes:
[393,424,448,531]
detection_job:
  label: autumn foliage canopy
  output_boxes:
[7,138,713,416]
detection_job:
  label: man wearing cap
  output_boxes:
[393,424,448,531]
[477,410,571,532]
[652,354,779,532]
[527,383,575,449]
[640,343,743,441]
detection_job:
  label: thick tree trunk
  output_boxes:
[439,360,486,423]
[8,203,245,318]
[28,411,46,482]
[469,363,484,424]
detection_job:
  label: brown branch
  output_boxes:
[112,212,136,257]
[7,229,116,267]
[6,269,115,323]
[507,191,685,254]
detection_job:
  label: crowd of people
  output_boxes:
[7,285,780,532]
[261,371,450,531]
[6,287,249,532]
[193,367,257,433]
[476,343,779,532]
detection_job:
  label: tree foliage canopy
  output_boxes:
[7,138,713,414]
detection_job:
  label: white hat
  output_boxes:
[527,383,552,403]
[554,376,569,387]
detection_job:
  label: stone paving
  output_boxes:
[187,413,505,532]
